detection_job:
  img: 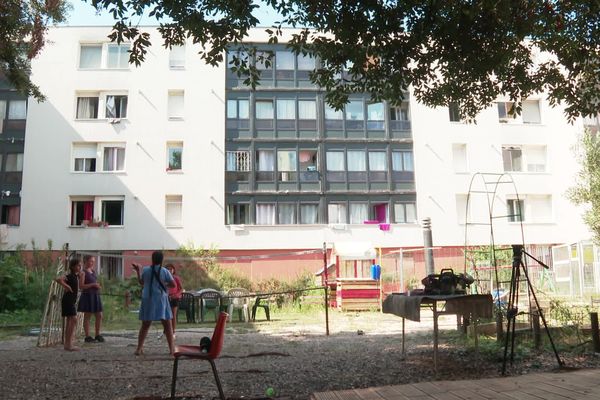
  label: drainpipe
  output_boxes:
[422,217,435,275]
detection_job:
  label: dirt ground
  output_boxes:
[1,311,599,400]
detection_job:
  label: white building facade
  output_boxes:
[7,26,592,278]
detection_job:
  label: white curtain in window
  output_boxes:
[278,204,296,224]
[347,151,366,171]
[349,203,368,224]
[326,152,344,171]
[103,147,125,171]
[79,45,102,68]
[256,204,276,225]
[168,92,184,117]
[277,100,296,119]
[369,152,387,171]
[405,203,417,223]
[300,204,318,224]
[238,100,249,118]
[277,151,297,171]
[107,44,129,68]
[345,101,364,120]
[105,96,116,118]
[226,152,236,171]
[169,45,185,68]
[325,105,343,120]
[298,100,316,119]
[8,101,26,119]
[276,51,294,69]
[328,203,347,224]
[165,195,183,226]
[255,101,274,119]
[367,103,384,120]
[76,97,97,119]
[257,150,275,171]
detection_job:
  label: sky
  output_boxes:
[65,1,281,27]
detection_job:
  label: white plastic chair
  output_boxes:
[226,288,250,323]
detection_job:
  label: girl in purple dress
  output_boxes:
[77,255,104,343]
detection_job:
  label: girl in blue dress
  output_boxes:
[132,251,175,355]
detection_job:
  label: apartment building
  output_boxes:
[8,26,591,280]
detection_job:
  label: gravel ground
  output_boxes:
[1,312,600,400]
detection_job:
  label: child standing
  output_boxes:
[77,255,104,343]
[55,258,82,351]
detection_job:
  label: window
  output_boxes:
[507,199,524,222]
[8,100,26,119]
[349,202,368,224]
[1,205,20,226]
[227,49,249,67]
[452,144,468,173]
[502,146,522,172]
[71,200,94,225]
[367,102,384,129]
[226,151,250,171]
[448,102,460,122]
[5,153,23,172]
[102,146,125,171]
[528,195,552,222]
[276,99,295,120]
[368,152,387,170]
[297,54,315,70]
[76,97,99,119]
[455,195,470,225]
[345,101,364,120]
[522,100,541,124]
[102,200,124,225]
[255,51,273,70]
[390,104,409,121]
[299,150,318,181]
[372,203,389,223]
[227,99,249,119]
[169,45,185,68]
[106,95,128,119]
[347,151,366,171]
[226,204,250,225]
[277,150,297,181]
[256,150,275,180]
[107,44,130,69]
[256,100,274,119]
[278,203,296,224]
[168,91,184,119]
[392,151,414,171]
[99,252,123,280]
[0,101,5,133]
[497,102,515,122]
[300,204,318,224]
[526,146,546,172]
[326,151,345,171]
[79,45,102,68]
[73,144,97,172]
[325,104,343,120]
[276,51,294,70]
[256,203,276,225]
[394,203,417,223]
[165,195,183,227]
[328,203,347,224]
[167,142,183,171]
[298,100,317,119]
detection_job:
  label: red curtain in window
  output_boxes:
[7,206,19,226]
[374,204,387,223]
[83,202,93,221]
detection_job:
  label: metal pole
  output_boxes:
[422,218,435,275]
[400,250,405,292]
[324,286,329,336]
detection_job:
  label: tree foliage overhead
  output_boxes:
[0,0,69,100]
[6,0,600,121]
[569,129,600,244]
